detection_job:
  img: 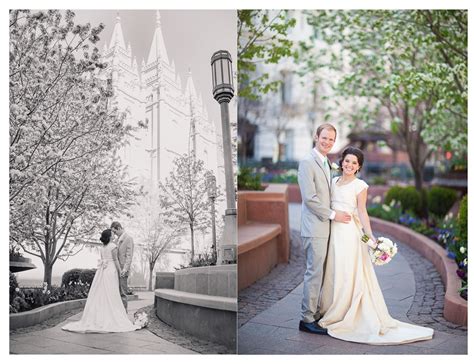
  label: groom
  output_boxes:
[111,221,134,311]
[297,123,351,335]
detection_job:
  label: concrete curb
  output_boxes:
[371,217,467,326]
[10,298,87,330]
[10,293,139,330]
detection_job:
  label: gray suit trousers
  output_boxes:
[301,236,329,323]
[119,274,129,311]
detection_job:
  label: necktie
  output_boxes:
[323,158,330,175]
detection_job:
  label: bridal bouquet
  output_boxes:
[133,311,149,328]
[362,235,398,265]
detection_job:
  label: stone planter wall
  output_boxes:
[238,184,290,291]
[371,217,467,326]
[10,299,87,330]
[238,184,290,262]
[154,265,237,351]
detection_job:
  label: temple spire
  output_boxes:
[146,10,169,65]
[109,12,127,50]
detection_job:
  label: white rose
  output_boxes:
[331,162,340,170]
[382,204,391,212]
[460,246,466,254]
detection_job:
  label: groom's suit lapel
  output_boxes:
[311,149,331,190]
[117,233,125,247]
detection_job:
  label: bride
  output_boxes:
[62,229,140,333]
[318,147,433,345]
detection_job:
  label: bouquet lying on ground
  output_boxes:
[133,311,149,328]
[362,234,398,266]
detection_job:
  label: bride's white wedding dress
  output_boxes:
[62,242,140,333]
[318,177,433,345]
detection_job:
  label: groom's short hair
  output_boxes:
[111,221,123,230]
[315,123,337,138]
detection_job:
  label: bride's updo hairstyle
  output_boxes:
[100,229,112,245]
[339,147,364,174]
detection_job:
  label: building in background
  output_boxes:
[238,10,417,186]
[102,11,219,186]
[100,11,224,276]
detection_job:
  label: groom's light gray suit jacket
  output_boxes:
[117,232,134,275]
[298,149,333,238]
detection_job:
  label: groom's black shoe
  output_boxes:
[299,320,328,335]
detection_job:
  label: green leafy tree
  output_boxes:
[238,10,297,100]
[300,10,467,206]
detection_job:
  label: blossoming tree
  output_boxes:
[10,10,139,286]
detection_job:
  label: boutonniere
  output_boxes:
[330,162,340,171]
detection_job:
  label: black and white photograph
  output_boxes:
[9,9,237,354]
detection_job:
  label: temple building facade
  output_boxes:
[101,12,220,188]
[100,11,223,279]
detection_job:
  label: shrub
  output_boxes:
[385,186,423,216]
[238,167,264,191]
[427,186,458,217]
[61,268,96,287]
[370,175,387,185]
[268,170,298,184]
[9,272,19,304]
[457,195,467,244]
[10,282,92,313]
[367,200,402,223]
[176,249,218,270]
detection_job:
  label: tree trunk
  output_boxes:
[43,262,53,288]
[148,266,154,291]
[413,165,429,218]
[190,224,195,263]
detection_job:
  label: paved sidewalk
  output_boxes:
[238,203,467,354]
[10,291,196,354]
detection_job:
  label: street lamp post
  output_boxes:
[211,50,236,265]
[206,173,217,261]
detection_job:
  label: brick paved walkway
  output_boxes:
[238,229,305,327]
[238,203,467,354]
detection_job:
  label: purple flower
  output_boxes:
[456,269,466,279]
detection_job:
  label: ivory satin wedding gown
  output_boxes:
[318,177,433,345]
[62,242,140,333]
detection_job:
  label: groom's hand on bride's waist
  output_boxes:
[334,210,351,223]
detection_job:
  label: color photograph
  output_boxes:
[237,9,467,355]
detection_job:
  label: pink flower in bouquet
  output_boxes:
[362,234,397,266]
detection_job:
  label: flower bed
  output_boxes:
[368,193,468,301]
[10,272,91,314]
[371,217,467,326]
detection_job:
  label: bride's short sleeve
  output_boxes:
[355,179,369,195]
